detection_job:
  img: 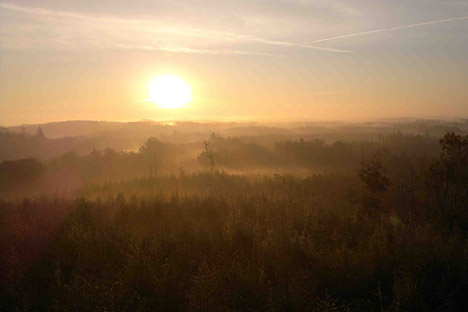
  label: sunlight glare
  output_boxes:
[149,75,192,109]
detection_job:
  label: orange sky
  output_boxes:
[1,1,468,126]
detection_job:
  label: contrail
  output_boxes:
[246,38,352,53]
[310,16,468,43]
[0,2,351,54]
[156,46,284,57]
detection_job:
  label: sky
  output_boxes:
[1,0,468,126]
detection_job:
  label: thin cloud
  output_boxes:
[0,2,213,37]
[0,2,134,24]
[156,46,283,57]
[0,2,350,54]
[310,15,468,43]
[246,38,352,53]
[105,43,283,57]
[303,87,380,96]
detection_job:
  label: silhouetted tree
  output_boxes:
[0,159,45,193]
[359,159,390,215]
[203,140,215,172]
[35,127,45,140]
[429,132,468,228]
[359,160,390,195]
[139,137,166,177]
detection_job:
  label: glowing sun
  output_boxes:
[149,75,192,109]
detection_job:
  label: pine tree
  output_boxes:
[35,127,45,139]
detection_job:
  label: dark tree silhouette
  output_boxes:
[139,137,170,177]
[358,159,390,216]
[203,140,215,172]
[359,160,390,195]
[0,158,45,193]
[35,127,46,140]
[429,132,468,228]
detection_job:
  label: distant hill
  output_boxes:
[7,119,468,140]
[2,119,468,162]
[8,120,125,138]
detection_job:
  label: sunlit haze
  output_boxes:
[0,1,467,125]
[3,2,468,310]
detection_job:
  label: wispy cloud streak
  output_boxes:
[246,38,352,53]
[310,15,468,43]
[0,2,350,54]
[153,46,283,57]
[303,87,380,96]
